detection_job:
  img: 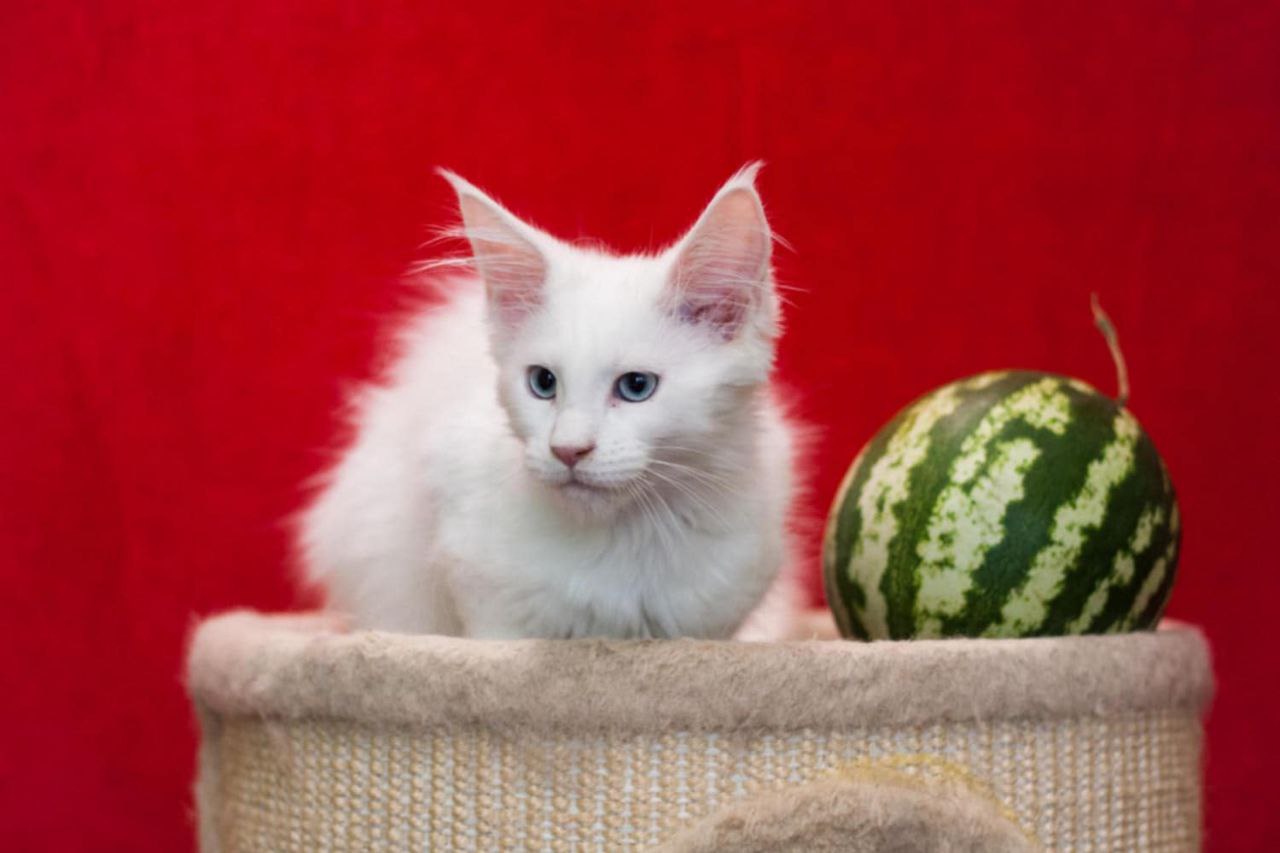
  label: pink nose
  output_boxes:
[552,444,595,468]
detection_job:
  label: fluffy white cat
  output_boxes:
[299,164,801,639]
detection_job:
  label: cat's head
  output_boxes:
[442,165,780,520]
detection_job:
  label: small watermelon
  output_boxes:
[823,333,1180,640]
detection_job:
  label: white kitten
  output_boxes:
[299,165,801,639]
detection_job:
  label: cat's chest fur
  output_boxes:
[436,473,780,639]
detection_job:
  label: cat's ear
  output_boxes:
[439,169,549,327]
[667,163,773,341]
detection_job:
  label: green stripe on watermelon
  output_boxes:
[1069,503,1166,634]
[980,407,1138,635]
[821,392,920,641]
[823,447,875,639]
[1082,461,1180,634]
[1089,512,1177,633]
[1032,410,1165,635]
[1129,525,1179,628]
[934,377,1118,636]
[882,371,1043,638]
[825,381,965,638]
[822,358,1181,640]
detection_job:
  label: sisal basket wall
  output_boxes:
[187,611,1212,852]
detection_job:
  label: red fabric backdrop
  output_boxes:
[3,1,1277,848]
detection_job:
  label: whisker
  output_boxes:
[646,459,738,494]
[638,478,692,551]
[625,480,673,555]
[647,458,736,489]
[634,480,685,555]
[643,467,732,530]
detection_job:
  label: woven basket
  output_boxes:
[187,611,1211,851]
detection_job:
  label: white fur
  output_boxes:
[299,166,801,639]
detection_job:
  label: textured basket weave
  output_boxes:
[187,612,1211,851]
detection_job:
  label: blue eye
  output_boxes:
[615,371,659,402]
[527,366,557,399]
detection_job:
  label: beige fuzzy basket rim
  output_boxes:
[187,611,1212,735]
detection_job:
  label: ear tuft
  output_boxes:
[726,160,764,189]
[668,167,772,340]
[438,169,548,328]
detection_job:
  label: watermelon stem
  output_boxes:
[1090,294,1130,408]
